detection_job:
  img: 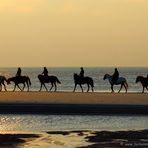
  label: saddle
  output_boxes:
[112,78,119,84]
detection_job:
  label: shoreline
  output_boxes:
[0,92,148,114]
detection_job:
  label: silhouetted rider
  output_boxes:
[79,67,84,77]
[42,67,48,76]
[112,68,119,83]
[16,67,22,77]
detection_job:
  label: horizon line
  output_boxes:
[0,66,148,68]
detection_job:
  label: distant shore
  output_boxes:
[0,92,148,114]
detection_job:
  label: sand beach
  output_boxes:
[0,92,148,104]
[0,92,148,114]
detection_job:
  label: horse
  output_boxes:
[38,74,61,92]
[0,76,8,91]
[103,74,128,93]
[73,73,94,92]
[7,76,31,91]
[136,76,148,93]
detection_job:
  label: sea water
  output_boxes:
[0,114,148,133]
[0,67,148,133]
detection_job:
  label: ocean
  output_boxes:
[0,67,148,92]
[0,114,148,133]
[0,67,148,133]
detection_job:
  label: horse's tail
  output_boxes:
[56,77,61,84]
[28,77,31,86]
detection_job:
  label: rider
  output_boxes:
[79,67,84,78]
[42,67,48,77]
[16,67,22,77]
[112,68,119,84]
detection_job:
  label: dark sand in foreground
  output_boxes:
[1,130,148,148]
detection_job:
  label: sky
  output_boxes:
[0,0,148,67]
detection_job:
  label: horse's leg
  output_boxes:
[73,84,77,92]
[118,84,123,93]
[26,82,29,92]
[43,83,48,91]
[142,86,145,93]
[17,84,22,91]
[39,83,43,91]
[0,84,2,91]
[22,83,26,91]
[123,83,127,93]
[80,84,83,92]
[87,84,90,92]
[2,83,7,91]
[111,85,114,93]
[50,83,53,91]
[54,83,57,92]
[92,86,94,92]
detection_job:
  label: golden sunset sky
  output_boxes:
[0,0,148,67]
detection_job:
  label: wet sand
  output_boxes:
[0,133,40,148]
[0,92,148,114]
[0,92,148,104]
[78,129,148,148]
[1,130,148,148]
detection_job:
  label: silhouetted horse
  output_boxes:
[7,76,31,91]
[73,73,94,92]
[103,74,128,93]
[0,76,8,91]
[38,74,61,92]
[136,76,148,93]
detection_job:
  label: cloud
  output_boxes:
[0,0,46,14]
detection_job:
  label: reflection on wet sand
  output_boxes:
[1,130,148,148]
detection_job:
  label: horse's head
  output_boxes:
[103,74,110,80]
[136,76,143,83]
[7,77,14,84]
[103,74,107,80]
